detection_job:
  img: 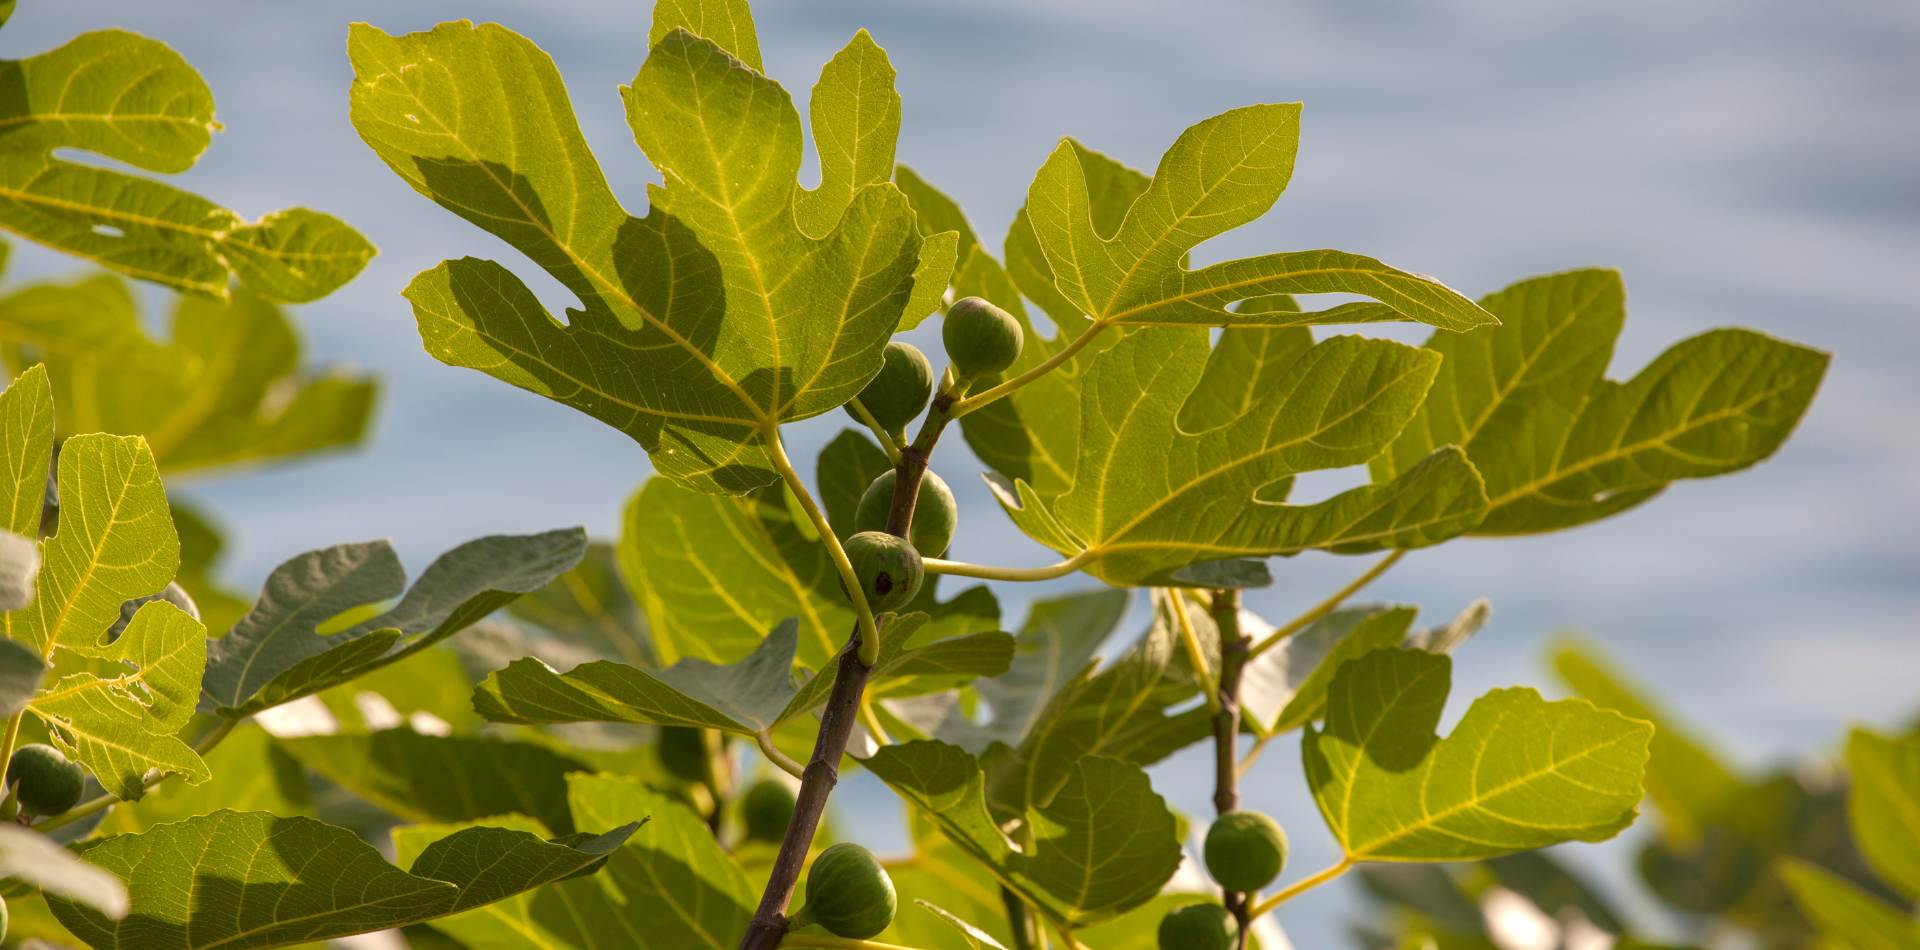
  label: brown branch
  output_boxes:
[736,389,962,950]
[1207,589,1253,950]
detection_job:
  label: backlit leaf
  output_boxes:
[991,327,1487,585]
[0,363,53,539]
[1305,648,1650,862]
[1371,270,1827,535]
[1779,859,1920,950]
[969,587,1129,752]
[1024,105,1494,331]
[1267,605,1417,733]
[49,809,639,950]
[100,724,312,835]
[867,740,1182,929]
[352,19,927,494]
[0,31,372,300]
[1847,729,1920,900]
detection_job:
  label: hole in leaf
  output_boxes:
[314,598,398,635]
[91,224,125,238]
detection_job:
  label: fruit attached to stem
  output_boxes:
[942,297,1022,382]
[1157,902,1238,950]
[841,531,924,613]
[846,342,933,433]
[1204,810,1288,893]
[9,743,84,817]
[854,469,957,556]
[786,842,897,938]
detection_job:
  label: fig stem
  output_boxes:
[920,554,1091,582]
[847,397,906,466]
[1245,550,1404,660]
[949,318,1112,420]
[1246,858,1354,918]
[756,729,805,780]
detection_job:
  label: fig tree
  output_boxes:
[846,341,932,432]
[788,842,896,938]
[841,531,923,613]
[8,743,83,816]
[852,469,957,557]
[1157,902,1237,950]
[741,779,797,843]
[942,296,1022,382]
[1204,810,1288,893]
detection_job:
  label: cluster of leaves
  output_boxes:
[0,1,1858,950]
[1356,641,1919,950]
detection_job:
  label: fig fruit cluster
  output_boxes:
[853,469,957,557]
[1155,810,1289,950]
[786,842,897,938]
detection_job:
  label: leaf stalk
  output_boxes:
[950,319,1112,420]
[1246,550,1405,660]
[756,728,805,780]
[847,397,906,466]
[1246,858,1354,918]
[765,428,881,666]
[922,554,1092,582]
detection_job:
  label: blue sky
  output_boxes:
[2,0,1916,943]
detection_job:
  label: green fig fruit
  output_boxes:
[1204,810,1288,893]
[1157,902,1237,950]
[788,842,897,939]
[846,341,933,433]
[741,779,797,843]
[8,743,84,816]
[842,531,923,613]
[852,469,957,557]
[942,297,1022,381]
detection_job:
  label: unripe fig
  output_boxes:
[657,726,710,785]
[852,469,957,557]
[846,341,932,433]
[8,743,83,816]
[841,531,923,613]
[741,779,797,843]
[1204,810,1288,893]
[788,842,897,939]
[1157,902,1237,950]
[943,297,1022,381]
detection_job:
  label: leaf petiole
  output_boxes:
[948,319,1111,420]
[1166,589,1220,715]
[756,728,805,780]
[1246,550,1405,660]
[847,397,906,466]
[767,428,882,667]
[921,553,1092,582]
[1246,858,1354,919]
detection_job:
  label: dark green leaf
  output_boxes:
[867,740,1182,929]
[48,809,639,950]
[506,541,653,667]
[277,731,590,835]
[201,528,587,716]
[818,428,892,541]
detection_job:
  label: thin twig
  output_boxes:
[950,319,1111,419]
[922,554,1091,582]
[1246,858,1355,919]
[846,398,905,466]
[1247,550,1405,660]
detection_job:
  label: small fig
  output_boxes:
[1157,902,1237,950]
[942,297,1022,381]
[841,531,923,613]
[8,743,84,816]
[1204,810,1288,893]
[852,469,957,557]
[846,341,933,433]
[741,779,797,843]
[788,842,897,939]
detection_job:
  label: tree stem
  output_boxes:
[1206,590,1252,950]
[1247,550,1404,660]
[739,388,965,950]
[1002,886,1036,950]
